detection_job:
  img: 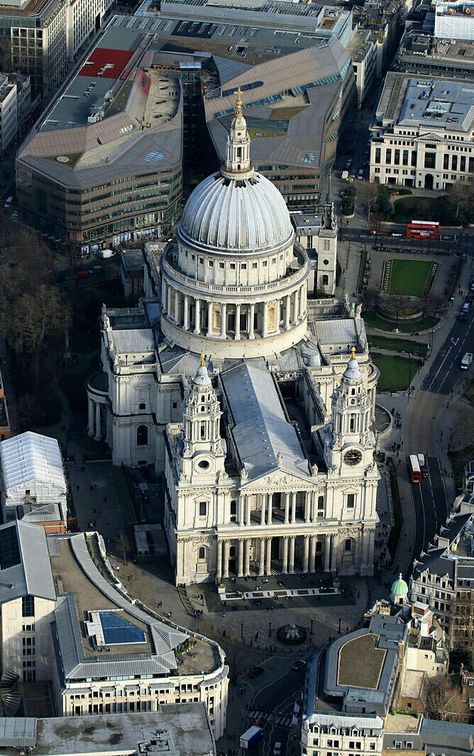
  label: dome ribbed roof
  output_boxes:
[179,171,293,252]
[391,574,408,598]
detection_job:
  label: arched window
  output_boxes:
[198,546,206,560]
[137,425,148,446]
[344,538,353,553]
[230,500,237,515]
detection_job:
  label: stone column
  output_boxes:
[284,492,290,524]
[282,536,289,573]
[292,291,298,323]
[207,301,213,336]
[238,540,244,577]
[330,534,337,572]
[304,492,311,523]
[174,290,180,323]
[285,295,291,330]
[291,492,296,523]
[235,303,241,340]
[260,495,266,526]
[267,493,272,525]
[300,286,306,318]
[262,301,269,337]
[244,539,251,576]
[289,536,295,574]
[265,537,272,575]
[88,398,95,437]
[184,295,190,331]
[223,541,230,579]
[258,540,265,576]
[194,299,201,335]
[303,535,310,574]
[249,303,255,338]
[221,303,227,338]
[94,403,101,441]
[239,494,246,526]
[216,540,222,582]
[161,279,167,314]
[167,285,173,318]
[246,496,252,526]
[309,536,317,573]
[324,534,331,572]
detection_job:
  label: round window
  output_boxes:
[323,259,329,265]
[198,459,210,470]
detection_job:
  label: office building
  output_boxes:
[369,74,474,189]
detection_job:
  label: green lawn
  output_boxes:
[363,311,439,333]
[388,259,435,297]
[369,335,428,356]
[371,353,420,392]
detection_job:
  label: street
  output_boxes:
[421,308,474,394]
[411,457,450,562]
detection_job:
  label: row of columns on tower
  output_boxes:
[238,491,325,527]
[161,280,306,340]
[215,533,337,581]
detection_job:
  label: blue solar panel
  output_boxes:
[99,611,146,645]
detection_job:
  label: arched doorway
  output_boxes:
[424,174,434,190]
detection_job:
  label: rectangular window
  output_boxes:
[385,148,392,164]
[375,147,381,164]
[443,154,449,170]
[452,155,458,171]
[347,494,355,508]
[424,152,436,169]
[402,150,409,166]
[22,596,35,617]
[394,149,400,165]
[411,151,417,166]
[199,501,207,516]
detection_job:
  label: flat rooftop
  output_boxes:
[399,78,474,132]
[0,708,216,755]
[49,535,219,678]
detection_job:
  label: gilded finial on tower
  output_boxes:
[235,87,243,118]
[351,346,356,361]
[200,352,206,369]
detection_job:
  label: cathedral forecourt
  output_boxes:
[91,91,380,587]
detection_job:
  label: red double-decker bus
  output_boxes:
[408,454,422,484]
[406,220,440,240]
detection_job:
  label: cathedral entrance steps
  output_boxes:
[219,585,340,602]
[177,585,196,616]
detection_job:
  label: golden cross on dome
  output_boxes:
[200,352,206,368]
[235,87,243,117]
[351,346,356,361]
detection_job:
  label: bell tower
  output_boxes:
[325,349,375,471]
[179,355,226,482]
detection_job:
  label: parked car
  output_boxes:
[273,743,282,755]
[291,659,306,671]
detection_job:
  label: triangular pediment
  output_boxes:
[240,466,313,490]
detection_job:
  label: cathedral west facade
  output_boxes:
[88,91,380,586]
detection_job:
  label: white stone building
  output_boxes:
[90,92,380,586]
[0,522,229,736]
[370,74,474,190]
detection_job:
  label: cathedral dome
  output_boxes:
[179,171,293,253]
[179,87,293,254]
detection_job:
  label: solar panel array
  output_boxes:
[99,611,146,645]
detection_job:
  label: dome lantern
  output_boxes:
[390,573,409,605]
[222,88,252,178]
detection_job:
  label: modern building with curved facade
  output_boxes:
[90,93,380,586]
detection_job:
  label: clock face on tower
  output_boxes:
[344,448,362,466]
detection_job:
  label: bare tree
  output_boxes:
[362,288,381,311]
[425,676,467,722]
[3,284,71,389]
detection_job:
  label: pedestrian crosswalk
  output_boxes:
[248,708,293,728]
